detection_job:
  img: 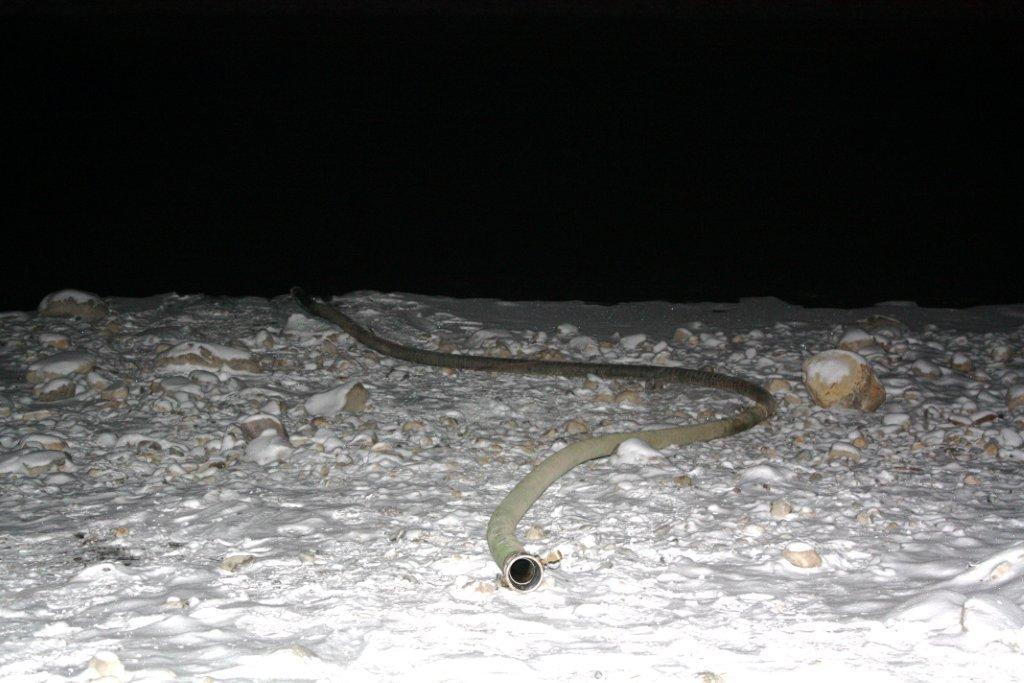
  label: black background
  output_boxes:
[5,2,1023,311]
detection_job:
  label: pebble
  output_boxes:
[912,359,942,379]
[39,333,71,350]
[101,382,129,402]
[85,650,126,680]
[244,433,293,466]
[782,542,822,568]
[991,344,1014,363]
[770,499,794,518]
[219,554,255,572]
[827,442,862,464]
[34,377,77,402]
[1008,385,1024,412]
[837,327,875,352]
[239,413,287,441]
[614,389,642,405]
[619,333,646,351]
[951,352,972,372]
[563,417,589,435]
[609,438,663,465]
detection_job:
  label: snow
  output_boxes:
[1,290,1024,680]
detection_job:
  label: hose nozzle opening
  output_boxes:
[503,553,544,592]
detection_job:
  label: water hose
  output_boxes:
[291,288,776,592]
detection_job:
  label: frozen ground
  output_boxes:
[1,291,1024,681]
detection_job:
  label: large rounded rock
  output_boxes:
[802,349,886,411]
[38,289,108,320]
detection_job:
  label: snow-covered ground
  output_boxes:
[2,290,1024,681]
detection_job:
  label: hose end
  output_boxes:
[502,552,544,592]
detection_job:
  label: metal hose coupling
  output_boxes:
[502,552,545,592]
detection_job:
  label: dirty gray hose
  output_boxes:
[291,288,776,592]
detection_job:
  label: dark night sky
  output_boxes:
[5,2,1024,311]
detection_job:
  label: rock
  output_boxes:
[964,474,982,486]
[239,413,287,441]
[837,327,875,352]
[827,441,862,464]
[1008,385,1024,412]
[524,525,546,540]
[672,327,693,343]
[26,350,96,383]
[38,289,108,320]
[912,359,942,379]
[18,433,68,451]
[219,554,255,572]
[86,371,112,391]
[85,650,126,680]
[674,474,694,487]
[802,350,886,411]
[567,335,600,358]
[770,499,793,518]
[562,417,589,435]
[156,342,261,374]
[951,352,972,372]
[343,382,369,413]
[100,382,129,402]
[305,381,369,417]
[244,433,293,466]
[401,419,425,433]
[0,449,66,476]
[620,333,646,351]
[992,344,1014,363]
[767,378,792,393]
[34,377,76,402]
[39,333,71,350]
[614,388,642,405]
[782,542,822,568]
[609,438,662,465]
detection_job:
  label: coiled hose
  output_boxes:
[291,288,776,592]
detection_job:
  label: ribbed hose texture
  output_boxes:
[292,288,776,590]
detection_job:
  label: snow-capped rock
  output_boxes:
[304,381,369,417]
[782,542,822,568]
[837,327,875,352]
[802,349,886,411]
[33,377,77,402]
[239,413,288,441]
[244,433,292,465]
[1008,385,1024,412]
[26,350,96,383]
[609,438,662,465]
[0,449,66,476]
[156,342,261,374]
[38,289,108,320]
